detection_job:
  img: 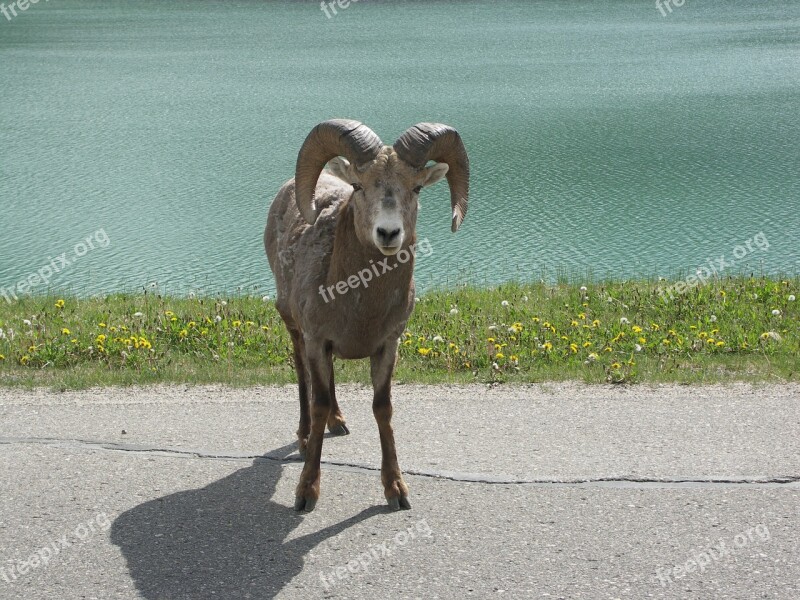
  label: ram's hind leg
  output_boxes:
[327,367,349,436]
[371,343,410,510]
[288,328,311,457]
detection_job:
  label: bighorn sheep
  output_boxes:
[265,119,470,512]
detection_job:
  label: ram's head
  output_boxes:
[294,120,470,255]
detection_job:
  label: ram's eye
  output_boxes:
[351,183,362,191]
[412,186,423,194]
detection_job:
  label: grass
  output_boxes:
[0,276,797,390]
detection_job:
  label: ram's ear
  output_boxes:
[422,162,449,188]
[326,156,356,182]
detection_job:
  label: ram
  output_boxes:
[265,119,470,511]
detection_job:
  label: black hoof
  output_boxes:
[294,495,317,512]
[328,423,350,436]
[387,495,411,511]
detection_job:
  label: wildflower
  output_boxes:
[55,299,65,309]
[570,320,579,327]
[772,309,781,316]
[220,301,228,307]
[0,329,4,339]
[0,354,4,361]
[96,334,107,343]
[403,339,412,346]
[165,311,175,317]
[789,295,796,302]
[262,295,270,302]
[583,341,592,348]
[541,342,553,351]
[716,341,725,347]
[760,331,782,342]
[418,348,432,356]
[650,323,660,331]
[709,315,717,322]
[662,339,670,346]
[133,312,144,318]
[71,339,78,344]
[532,317,540,323]
[521,296,529,302]
[638,337,646,344]
[569,343,578,353]
[635,344,642,352]
[99,322,107,328]
[603,346,612,352]
[179,329,188,339]
[496,352,505,359]
[501,300,509,307]
[109,326,117,333]
[592,319,600,328]
[611,362,621,369]
[509,322,523,333]
[188,321,197,328]
[449,308,458,315]
[214,315,222,323]
[61,328,71,335]
[20,355,29,365]
[632,326,642,333]
[232,320,242,327]
[580,286,587,292]
[433,335,444,343]
[586,353,598,362]
[487,337,495,343]
[261,326,269,331]
[620,317,629,325]
[510,354,519,362]
[23,319,32,327]
[246,321,255,327]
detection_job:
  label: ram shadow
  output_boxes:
[110,442,384,599]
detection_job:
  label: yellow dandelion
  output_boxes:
[603,346,612,352]
[61,328,70,335]
[532,317,540,323]
[662,339,670,346]
[179,329,188,339]
[543,342,553,351]
[487,337,495,343]
[418,347,432,356]
[188,321,197,328]
[570,343,578,353]
[638,337,647,344]
[170,317,177,323]
[611,362,621,369]
[96,334,106,343]
[55,299,65,309]
[496,352,505,359]
[698,332,708,339]
[109,326,117,333]
[571,320,579,327]
[651,323,660,331]
[592,319,600,328]
[165,311,174,317]
[578,312,586,320]
[583,341,592,348]
[98,322,106,328]
[71,338,78,344]
[716,341,725,347]
[510,355,519,362]
[232,320,241,327]
[0,354,4,361]
[20,355,29,365]
[261,325,269,331]
[632,326,642,333]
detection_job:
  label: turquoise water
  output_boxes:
[1,0,798,298]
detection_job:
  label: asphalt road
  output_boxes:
[0,382,798,599]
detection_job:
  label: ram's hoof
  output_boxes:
[328,422,350,436]
[387,495,411,511]
[294,495,317,512]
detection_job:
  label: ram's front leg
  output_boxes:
[294,341,333,512]
[371,344,410,510]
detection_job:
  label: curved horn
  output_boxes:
[295,119,383,225]
[393,123,470,232]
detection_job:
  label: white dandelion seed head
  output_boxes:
[23,319,31,327]
[133,312,144,318]
[432,335,444,343]
[580,286,587,292]
[501,300,510,307]
[262,295,270,302]
[449,308,458,315]
[635,344,642,352]
[710,315,717,322]
[788,295,796,302]
[488,325,497,331]
[214,315,222,323]
[620,317,630,325]
[772,309,781,316]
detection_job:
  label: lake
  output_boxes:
[1,0,798,299]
